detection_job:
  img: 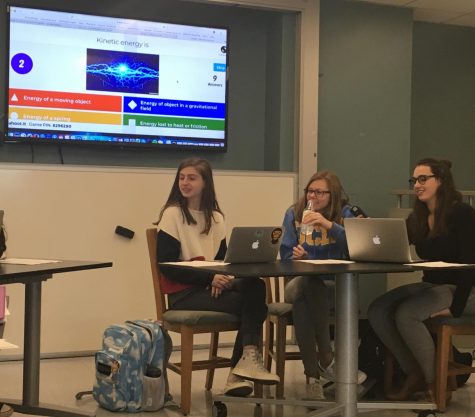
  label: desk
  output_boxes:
[0,260,112,417]
[161,260,465,417]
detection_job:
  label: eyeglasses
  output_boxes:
[305,188,330,197]
[408,175,436,187]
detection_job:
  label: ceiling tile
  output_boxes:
[410,0,475,13]
[447,11,475,27]
[413,8,467,23]
[357,0,416,5]
[352,0,475,27]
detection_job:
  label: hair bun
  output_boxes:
[440,159,452,169]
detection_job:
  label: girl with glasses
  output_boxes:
[280,170,367,400]
[368,158,475,402]
[156,158,279,397]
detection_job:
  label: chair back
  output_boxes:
[265,276,289,303]
[146,228,167,321]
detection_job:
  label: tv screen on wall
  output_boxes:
[4,6,229,150]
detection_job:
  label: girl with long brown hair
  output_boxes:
[368,158,475,401]
[157,158,279,397]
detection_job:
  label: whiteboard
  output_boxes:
[0,163,296,356]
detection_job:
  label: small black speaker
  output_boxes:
[115,225,135,239]
[350,205,368,218]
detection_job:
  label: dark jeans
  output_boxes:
[284,276,334,378]
[168,278,267,366]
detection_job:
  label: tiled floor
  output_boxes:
[1,348,474,417]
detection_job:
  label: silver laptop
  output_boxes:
[344,218,419,263]
[224,226,284,263]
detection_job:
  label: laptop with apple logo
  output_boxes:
[224,226,284,263]
[344,218,420,263]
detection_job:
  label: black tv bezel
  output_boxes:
[3,3,229,152]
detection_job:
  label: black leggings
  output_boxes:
[168,278,267,366]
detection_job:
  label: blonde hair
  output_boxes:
[294,170,348,223]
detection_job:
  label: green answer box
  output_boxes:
[123,115,224,131]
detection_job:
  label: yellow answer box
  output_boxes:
[9,107,122,125]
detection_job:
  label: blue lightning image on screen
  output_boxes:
[86,49,159,94]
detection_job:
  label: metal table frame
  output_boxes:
[161,260,473,417]
[0,260,112,417]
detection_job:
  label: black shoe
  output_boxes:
[453,349,473,387]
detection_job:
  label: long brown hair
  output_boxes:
[294,171,349,223]
[154,158,224,234]
[406,158,462,242]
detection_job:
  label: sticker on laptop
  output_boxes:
[271,227,283,244]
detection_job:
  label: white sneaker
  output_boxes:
[303,377,325,400]
[357,369,367,384]
[223,370,254,397]
[0,403,13,417]
[232,347,280,385]
[318,358,367,384]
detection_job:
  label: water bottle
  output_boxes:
[301,200,313,236]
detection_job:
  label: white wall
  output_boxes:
[0,163,296,356]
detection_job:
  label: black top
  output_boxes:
[412,202,475,317]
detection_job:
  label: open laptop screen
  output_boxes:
[224,226,283,264]
[344,218,415,263]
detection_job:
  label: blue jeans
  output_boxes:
[368,282,475,383]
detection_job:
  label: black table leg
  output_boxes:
[23,279,42,405]
[2,276,95,417]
